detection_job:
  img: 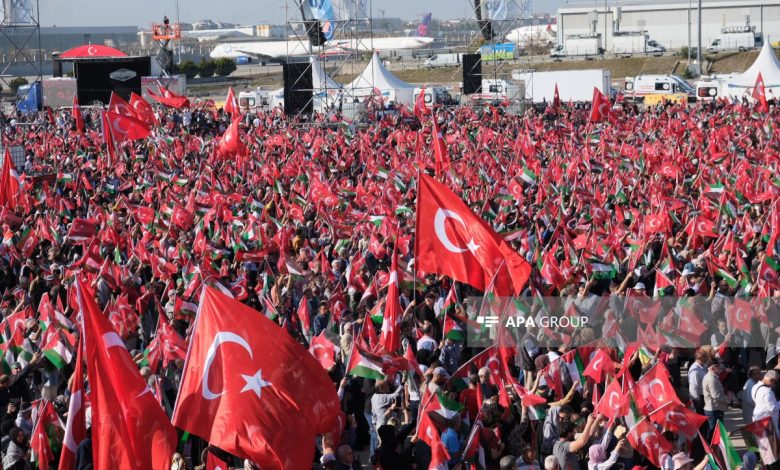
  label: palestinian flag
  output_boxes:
[712,420,741,470]
[708,258,738,289]
[562,349,587,390]
[440,286,458,319]
[520,166,538,185]
[346,346,385,380]
[759,256,780,283]
[42,330,74,369]
[443,314,465,342]
[705,182,725,195]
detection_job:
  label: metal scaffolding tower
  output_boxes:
[0,0,42,109]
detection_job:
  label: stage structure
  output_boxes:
[463,0,529,113]
[0,0,42,111]
[284,0,375,121]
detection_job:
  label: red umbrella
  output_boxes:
[59,44,128,59]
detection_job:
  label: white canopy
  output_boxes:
[344,52,415,105]
[311,57,342,92]
[724,41,780,97]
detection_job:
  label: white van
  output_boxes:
[413,86,456,109]
[707,26,762,52]
[624,75,695,102]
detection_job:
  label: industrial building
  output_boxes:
[556,0,780,51]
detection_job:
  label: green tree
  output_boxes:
[177,60,198,80]
[198,59,216,78]
[9,77,28,93]
[214,58,237,77]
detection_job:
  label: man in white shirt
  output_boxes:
[742,366,762,426]
[416,323,437,353]
[752,370,780,432]
[688,350,708,414]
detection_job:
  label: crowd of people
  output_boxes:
[0,87,775,470]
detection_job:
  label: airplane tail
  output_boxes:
[416,13,432,37]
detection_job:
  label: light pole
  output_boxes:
[697,0,702,68]
[687,0,691,64]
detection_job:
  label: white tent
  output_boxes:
[344,52,416,106]
[724,41,780,98]
[311,57,342,93]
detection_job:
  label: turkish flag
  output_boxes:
[129,92,158,125]
[101,111,117,167]
[171,204,194,230]
[415,174,531,296]
[753,72,769,112]
[172,286,340,470]
[218,118,244,157]
[649,401,707,438]
[105,111,151,142]
[432,116,450,178]
[66,218,97,242]
[635,362,681,413]
[108,92,140,120]
[148,84,190,109]
[308,333,336,370]
[627,418,673,467]
[644,213,669,234]
[76,278,177,470]
[0,148,19,208]
[726,298,753,333]
[379,243,402,353]
[590,87,611,122]
[225,87,239,116]
[72,94,84,134]
[688,216,719,238]
[582,349,615,384]
[413,85,428,119]
[206,452,229,470]
[595,379,626,421]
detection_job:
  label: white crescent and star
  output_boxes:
[87,46,97,56]
[433,208,479,254]
[201,331,271,401]
[647,378,666,400]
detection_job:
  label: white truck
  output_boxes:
[624,75,696,103]
[695,74,741,101]
[707,26,762,52]
[611,32,666,56]
[550,34,604,58]
[238,88,273,112]
[413,86,456,109]
[424,53,464,68]
[513,69,611,103]
[470,79,523,104]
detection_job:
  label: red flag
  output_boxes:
[594,379,626,421]
[129,92,158,125]
[76,278,177,470]
[648,401,707,438]
[590,87,611,123]
[414,85,428,119]
[148,84,190,109]
[726,298,753,333]
[0,149,19,208]
[308,333,336,370]
[218,118,243,157]
[225,87,239,116]
[72,94,84,134]
[108,92,140,120]
[379,243,402,353]
[753,72,769,112]
[582,349,614,384]
[297,297,311,336]
[415,174,531,295]
[635,362,680,413]
[172,286,340,470]
[627,418,673,467]
[553,83,561,109]
[59,339,86,470]
[66,218,97,242]
[100,111,117,167]
[431,115,450,178]
[30,400,60,470]
[206,453,229,470]
[105,111,151,142]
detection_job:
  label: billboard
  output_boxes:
[42,78,78,109]
[74,57,151,104]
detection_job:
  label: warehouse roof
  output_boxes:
[559,0,778,13]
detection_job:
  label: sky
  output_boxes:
[39,0,568,27]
